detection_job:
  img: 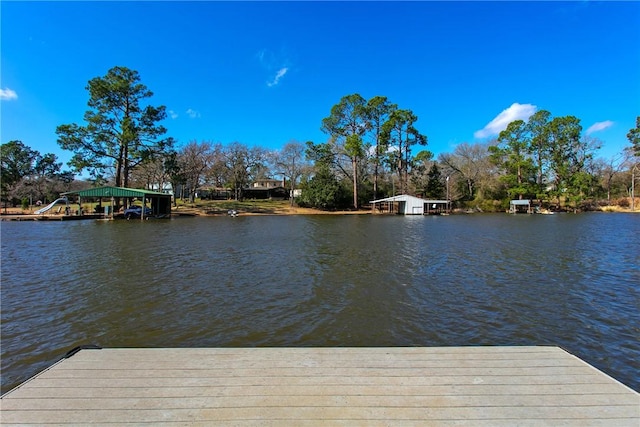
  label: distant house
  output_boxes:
[252,179,284,189]
[197,187,232,200]
[371,195,448,215]
[244,178,288,200]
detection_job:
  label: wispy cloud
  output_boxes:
[0,88,18,101]
[186,108,200,119]
[169,110,178,119]
[257,48,276,67]
[474,103,537,139]
[267,67,288,87]
[586,120,614,135]
[257,48,291,88]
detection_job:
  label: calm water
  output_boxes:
[1,213,639,393]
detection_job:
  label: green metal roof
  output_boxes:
[62,186,170,198]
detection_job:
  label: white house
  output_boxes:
[252,179,284,189]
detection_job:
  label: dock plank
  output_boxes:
[1,346,638,426]
[3,393,639,410]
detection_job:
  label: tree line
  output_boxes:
[1,140,76,209]
[2,66,639,212]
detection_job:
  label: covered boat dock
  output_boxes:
[61,186,172,219]
[509,199,534,214]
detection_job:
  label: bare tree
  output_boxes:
[178,140,217,202]
[204,145,228,190]
[591,154,624,205]
[130,156,172,192]
[273,140,308,206]
[439,142,493,201]
[222,142,266,200]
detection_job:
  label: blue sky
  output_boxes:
[2,1,639,171]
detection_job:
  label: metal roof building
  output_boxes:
[371,195,449,215]
[62,186,172,219]
[509,199,533,214]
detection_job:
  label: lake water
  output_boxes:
[1,213,639,393]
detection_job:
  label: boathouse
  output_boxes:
[509,199,533,214]
[371,195,448,215]
[62,186,172,218]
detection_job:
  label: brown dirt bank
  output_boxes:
[173,205,372,217]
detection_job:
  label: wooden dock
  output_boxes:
[0,214,105,221]
[1,346,638,425]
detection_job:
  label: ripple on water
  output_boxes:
[1,214,639,393]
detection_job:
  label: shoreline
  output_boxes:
[175,205,372,216]
[0,206,374,219]
[2,204,638,219]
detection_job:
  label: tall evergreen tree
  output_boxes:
[526,110,551,194]
[321,94,369,209]
[546,116,588,205]
[364,96,396,200]
[1,141,37,208]
[381,109,427,194]
[1,141,36,194]
[627,116,640,157]
[424,163,445,199]
[489,120,536,199]
[56,66,174,188]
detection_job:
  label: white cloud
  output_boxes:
[0,88,18,101]
[267,67,288,87]
[169,110,178,119]
[186,108,200,119]
[586,120,614,135]
[474,103,537,139]
[257,48,292,87]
